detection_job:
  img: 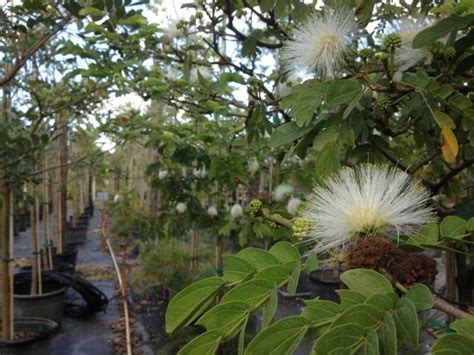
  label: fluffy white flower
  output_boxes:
[282,9,358,78]
[302,164,436,253]
[207,206,218,217]
[158,170,169,180]
[164,19,183,39]
[395,17,434,72]
[193,167,208,179]
[287,197,303,215]
[230,203,244,219]
[273,184,294,202]
[247,160,260,175]
[113,194,123,203]
[176,202,187,214]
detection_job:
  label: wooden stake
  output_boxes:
[101,207,133,355]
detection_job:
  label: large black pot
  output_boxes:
[0,318,58,355]
[14,273,66,327]
[65,227,86,245]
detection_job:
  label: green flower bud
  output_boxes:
[382,33,402,51]
[249,199,263,215]
[377,96,392,110]
[444,47,456,59]
[292,217,313,240]
[375,51,389,61]
[359,48,374,59]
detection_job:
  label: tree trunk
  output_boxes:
[0,184,13,339]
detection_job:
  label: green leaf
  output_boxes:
[343,88,365,119]
[450,318,474,337]
[197,301,250,340]
[406,223,439,246]
[221,280,274,310]
[79,6,106,18]
[326,79,361,107]
[304,252,318,274]
[236,248,280,271]
[268,122,313,148]
[244,316,310,355]
[177,330,222,355]
[269,241,300,264]
[262,285,278,328]
[336,290,367,310]
[260,0,276,12]
[440,216,467,238]
[286,262,301,296]
[433,111,455,129]
[394,298,419,349]
[254,263,294,286]
[315,142,340,182]
[405,284,433,312]
[466,217,474,232]
[340,269,393,297]
[166,277,225,334]
[365,293,398,312]
[302,299,341,326]
[378,312,397,355]
[358,328,379,355]
[223,255,255,282]
[313,126,340,151]
[329,304,385,330]
[432,333,474,355]
[449,94,472,110]
[280,80,327,127]
[413,14,474,48]
[312,323,365,354]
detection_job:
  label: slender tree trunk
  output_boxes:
[191,227,199,271]
[43,154,53,269]
[0,184,13,339]
[30,183,40,295]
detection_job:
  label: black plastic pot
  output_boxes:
[18,215,27,232]
[53,249,78,272]
[65,227,87,244]
[13,219,20,236]
[14,273,66,327]
[38,205,44,221]
[84,205,94,216]
[308,267,341,302]
[0,317,58,355]
[24,212,31,228]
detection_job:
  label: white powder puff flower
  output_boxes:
[176,202,187,214]
[287,197,303,215]
[282,9,358,78]
[193,167,207,179]
[230,204,244,219]
[395,17,434,72]
[113,194,123,203]
[158,170,169,180]
[247,160,260,175]
[273,184,294,202]
[302,164,436,254]
[207,206,218,217]
[164,19,183,39]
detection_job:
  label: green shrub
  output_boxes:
[130,238,215,293]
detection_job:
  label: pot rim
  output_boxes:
[0,317,58,346]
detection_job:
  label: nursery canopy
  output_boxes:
[1,0,474,354]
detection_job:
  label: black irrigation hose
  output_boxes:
[14,270,109,318]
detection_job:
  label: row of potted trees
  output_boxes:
[0,199,94,354]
